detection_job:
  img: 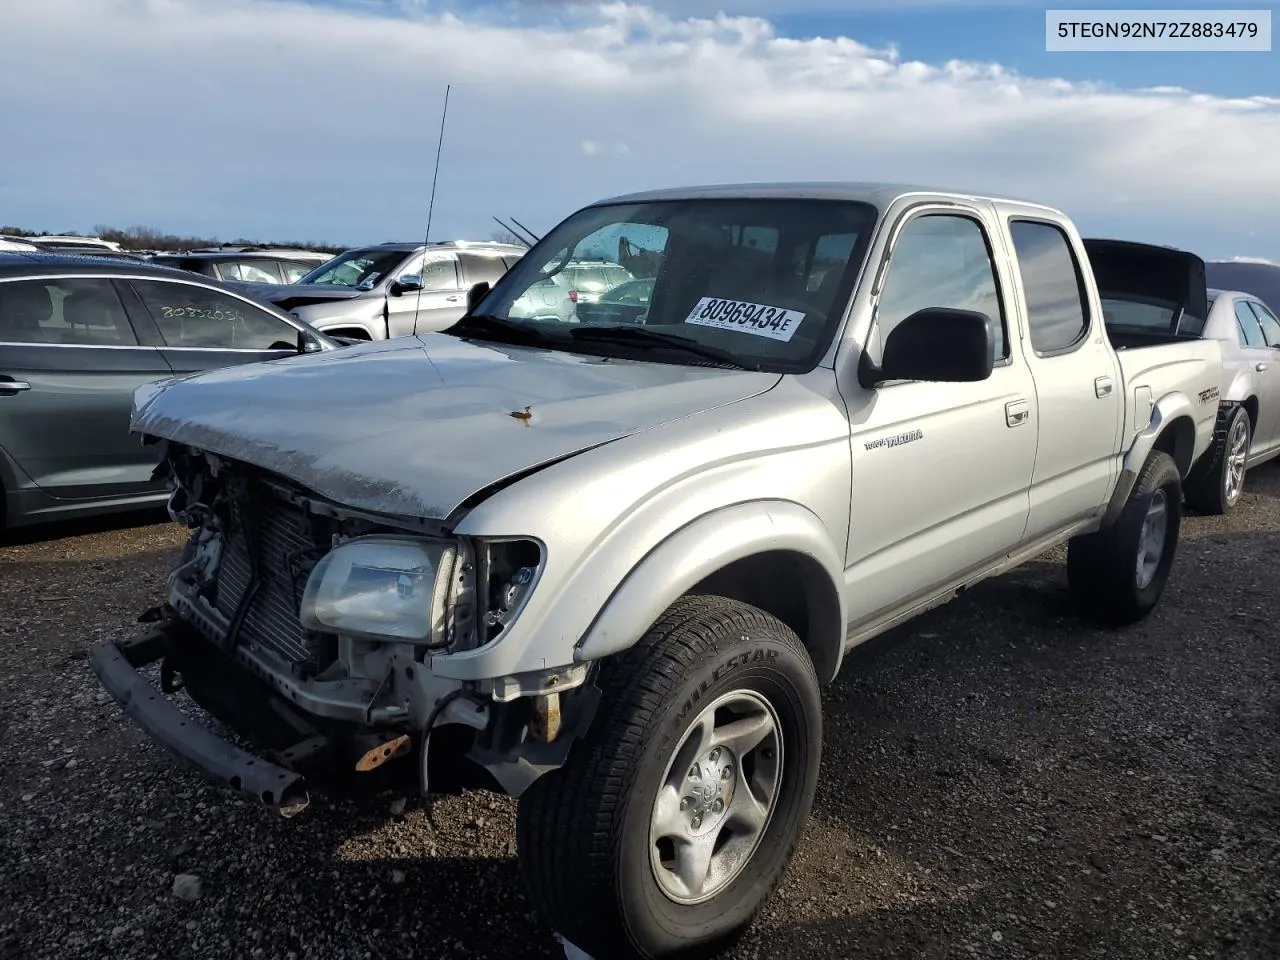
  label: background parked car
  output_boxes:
[572,275,654,325]
[0,252,338,531]
[507,258,635,322]
[1181,287,1280,512]
[2,234,123,255]
[149,247,334,284]
[234,239,525,340]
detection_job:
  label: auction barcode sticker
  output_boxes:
[683,297,805,342]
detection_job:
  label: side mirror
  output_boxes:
[296,330,324,353]
[859,307,995,388]
[391,274,424,296]
[467,281,491,312]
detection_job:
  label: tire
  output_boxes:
[516,595,822,960]
[1185,404,1250,515]
[1067,449,1181,626]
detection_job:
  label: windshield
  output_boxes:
[468,197,878,371]
[297,248,411,289]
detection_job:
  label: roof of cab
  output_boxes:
[589,180,1046,210]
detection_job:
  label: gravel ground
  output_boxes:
[1,473,1278,960]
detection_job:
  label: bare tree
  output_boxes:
[490,228,525,246]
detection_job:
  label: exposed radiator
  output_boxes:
[213,497,329,672]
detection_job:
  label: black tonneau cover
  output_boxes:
[1083,238,1209,333]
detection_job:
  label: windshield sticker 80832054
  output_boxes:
[683,297,806,342]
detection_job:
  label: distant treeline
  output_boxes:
[0,223,348,254]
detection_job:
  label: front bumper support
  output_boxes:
[89,631,310,817]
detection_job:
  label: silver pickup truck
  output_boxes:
[91,183,1222,960]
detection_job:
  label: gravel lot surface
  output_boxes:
[1,472,1278,960]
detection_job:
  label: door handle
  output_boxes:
[1095,375,1113,397]
[0,379,32,395]
[445,295,461,303]
[1256,362,1269,372]
[1005,399,1030,427]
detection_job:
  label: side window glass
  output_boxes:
[215,262,244,282]
[1234,300,1267,347]
[282,261,313,283]
[239,260,283,284]
[1247,301,1280,348]
[133,281,297,350]
[0,278,138,346]
[421,258,460,291]
[458,253,508,287]
[1009,220,1091,354]
[876,213,1006,361]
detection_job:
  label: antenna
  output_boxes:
[492,216,532,249]
[510,216,542,245]
[414,83,452,327]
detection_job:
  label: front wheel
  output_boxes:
[1067,449,1182,626]
[517,595,822,960]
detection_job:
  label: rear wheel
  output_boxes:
[516,595,822,960]
[1185,404,1250,515]
[1067,449,1181,626]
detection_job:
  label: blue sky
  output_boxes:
[1,0,1277,260]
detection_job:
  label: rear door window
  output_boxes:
[282,261,315,283]
[1234,300,1267,347]
[0,278,139,345]
[458,253,508,287]
[1247,300,1280,348]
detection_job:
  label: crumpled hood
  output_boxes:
[227,281,371,309]
[131,333,780,520]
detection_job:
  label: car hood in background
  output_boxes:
[131,333,781,521]
[228,281,373,310]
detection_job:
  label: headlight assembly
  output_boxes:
[299,536,457,643]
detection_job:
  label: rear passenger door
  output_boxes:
[1006,218,1124,544]
[0,276,172,500]
[123,278,303,378]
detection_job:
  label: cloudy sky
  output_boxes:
[1,0,1276,259]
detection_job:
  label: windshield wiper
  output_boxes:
[449,313,555,346]
[568,325,753,369]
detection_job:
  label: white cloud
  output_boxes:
[0,0,1276,259]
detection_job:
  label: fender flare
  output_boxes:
[1101,391,1196,528]
[574,499,848,683]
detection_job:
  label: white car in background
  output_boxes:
[1184,288,1280,513]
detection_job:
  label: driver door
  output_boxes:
[121,277,302,379]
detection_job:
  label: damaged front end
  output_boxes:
[90,442,597,817]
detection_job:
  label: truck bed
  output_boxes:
[1113,336,1223,468]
